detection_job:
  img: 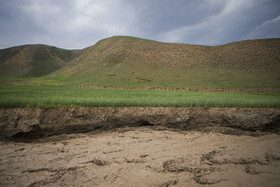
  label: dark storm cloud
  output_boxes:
[0,0,279,49]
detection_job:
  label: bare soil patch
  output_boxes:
[74,85,280,93]
[0,107,279,186]
[1,127,280,186]
[5,82,280,93]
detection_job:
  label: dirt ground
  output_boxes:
[1,127,280,187]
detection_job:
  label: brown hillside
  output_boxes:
[2,36,280,88]
[59,36,280,74]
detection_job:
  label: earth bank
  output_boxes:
[0,107,280,186]
[0,107,279,140]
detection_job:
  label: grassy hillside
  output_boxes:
[0,45,81,77]
[32,36,280,88]
[1,36,280,88]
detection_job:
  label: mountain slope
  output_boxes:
[39,36,280,88]
[2,36,280,88]
[70,36,280,69]
[0,45,81,76]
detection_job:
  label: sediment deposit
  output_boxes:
[1,127,280,186]
[0,107,280,186]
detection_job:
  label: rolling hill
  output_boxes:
[0,45,81,77]
[1,36,280,88]
[38,36,280,88]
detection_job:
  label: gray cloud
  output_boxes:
[0,0,279,49]
[247,15,280,39]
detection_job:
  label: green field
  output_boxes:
[27,66,279,88]
[0,84,279,108]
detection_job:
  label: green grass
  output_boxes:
[0,84,279,108]
[29,65,280,88]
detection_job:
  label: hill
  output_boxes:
[38,36,280,88]
[2,36,280,88]
[0,45,81,77]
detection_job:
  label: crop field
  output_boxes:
[26,66,280,89]
[0,84,280,108]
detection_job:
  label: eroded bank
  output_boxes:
[0,107,279,140]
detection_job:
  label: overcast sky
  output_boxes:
[0,0,280,49]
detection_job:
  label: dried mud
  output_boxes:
[0,107,280,186]
[1,127,280,186]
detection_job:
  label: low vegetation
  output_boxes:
[0,36,279,108]
[0,85,279,108]
[1,36,280,88]
[0,45,81,77]
[31,36,280,88]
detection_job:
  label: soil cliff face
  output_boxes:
[0,107,279,139]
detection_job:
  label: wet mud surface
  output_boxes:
[1,127,280,187]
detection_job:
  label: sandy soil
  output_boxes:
[1,127,280,187]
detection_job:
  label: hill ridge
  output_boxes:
[0,45,81,76]
[1,36,280,88]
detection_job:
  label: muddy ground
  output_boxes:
[1,127,280,187]
[1,107,280,186]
